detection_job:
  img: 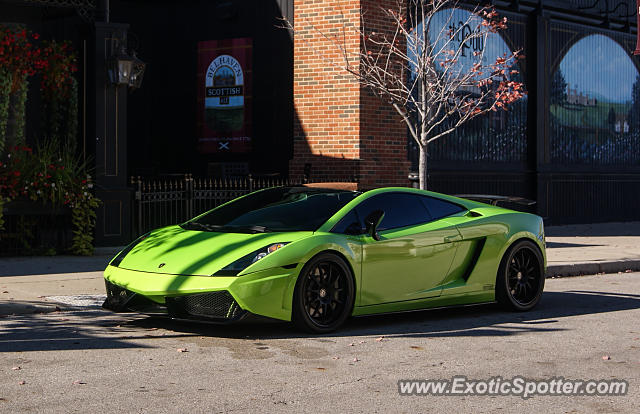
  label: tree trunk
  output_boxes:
[418,144,428,190]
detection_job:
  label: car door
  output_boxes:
[354,192,463,306]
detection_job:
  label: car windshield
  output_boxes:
[183,187,361,232]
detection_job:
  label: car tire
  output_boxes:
[292,252,355,333]
[496,240,545,311]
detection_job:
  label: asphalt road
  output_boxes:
[1,272,639,413]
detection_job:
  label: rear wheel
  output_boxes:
[496,240,545,311]
[292,253,355,333]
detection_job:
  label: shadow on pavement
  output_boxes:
[545,242,602,248]
[0,309,156,353]
[0,256,111,277]
[125,289,640,340]
[3,289,638,352]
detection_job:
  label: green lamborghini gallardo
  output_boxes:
[103,186,546,333]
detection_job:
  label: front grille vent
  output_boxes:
[166,291,243,320]
[103,280,137,311]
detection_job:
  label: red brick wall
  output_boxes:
[290,0,410,188]
[358,0,411,188]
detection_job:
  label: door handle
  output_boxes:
[444,234,462,243]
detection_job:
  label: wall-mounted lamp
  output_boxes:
[128,51,146,89]
[107,37,146,90]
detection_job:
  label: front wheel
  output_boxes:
[292,253,355,333]
[496,240,545,311]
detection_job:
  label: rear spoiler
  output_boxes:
[454,194,536,207]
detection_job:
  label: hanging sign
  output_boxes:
[197,38,252,153]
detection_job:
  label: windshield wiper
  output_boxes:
[182,222,270,233]
[214,225,270,233]
[181,222,212,231]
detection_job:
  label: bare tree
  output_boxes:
[285,0,525,189]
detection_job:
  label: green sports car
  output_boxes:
[103,186,546,333]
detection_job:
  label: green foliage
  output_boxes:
[0,26,85,253]
[41,41,78,147]
[65,78,79,152]
[6,75,27,149]
[0,141,100,255]
[550,69,567,106]
[0,27,78,156]
[71,196,100,256]
[0,69,10,155]
[550,101,630,133]
[0,195,4,232]
[0,24,43,156]
[14,76,27,145]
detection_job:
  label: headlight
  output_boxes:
[109,233,150,267]
[213,243,288,276]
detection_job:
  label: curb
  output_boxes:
[546,260,640,278]
[0,302,69,317]
[93,246,124,256]
[0,297,105,317]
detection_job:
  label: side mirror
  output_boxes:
[364,210,385,241]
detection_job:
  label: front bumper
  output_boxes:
[102,264,299,322]
[103,280,247,322]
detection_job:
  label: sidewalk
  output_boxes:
[0,255,111,315]
[545,221,640,277]
[0,221,639,315]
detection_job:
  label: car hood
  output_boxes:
[116,225,313,276]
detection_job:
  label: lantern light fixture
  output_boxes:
[128,51,146,90]
[107,37,146,90]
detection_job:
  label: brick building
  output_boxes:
[288,0,410,188]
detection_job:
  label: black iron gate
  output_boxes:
[131,175,351,237]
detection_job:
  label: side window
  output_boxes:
[331,210,363,235]
[421,196,465,220]
[355,193,432,231]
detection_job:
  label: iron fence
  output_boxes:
[131,175,353,237]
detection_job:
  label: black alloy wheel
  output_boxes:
[496,240,545,311]
[292,253,355,333]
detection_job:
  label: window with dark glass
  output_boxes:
[420,196,465,220]
[185,187,360,232]
[354,193,432,231]
[331,210,363,235]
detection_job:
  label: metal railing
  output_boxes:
[131,174,353,236]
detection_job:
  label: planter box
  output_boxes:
[2,200,70,216]
[1,200,72,256]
